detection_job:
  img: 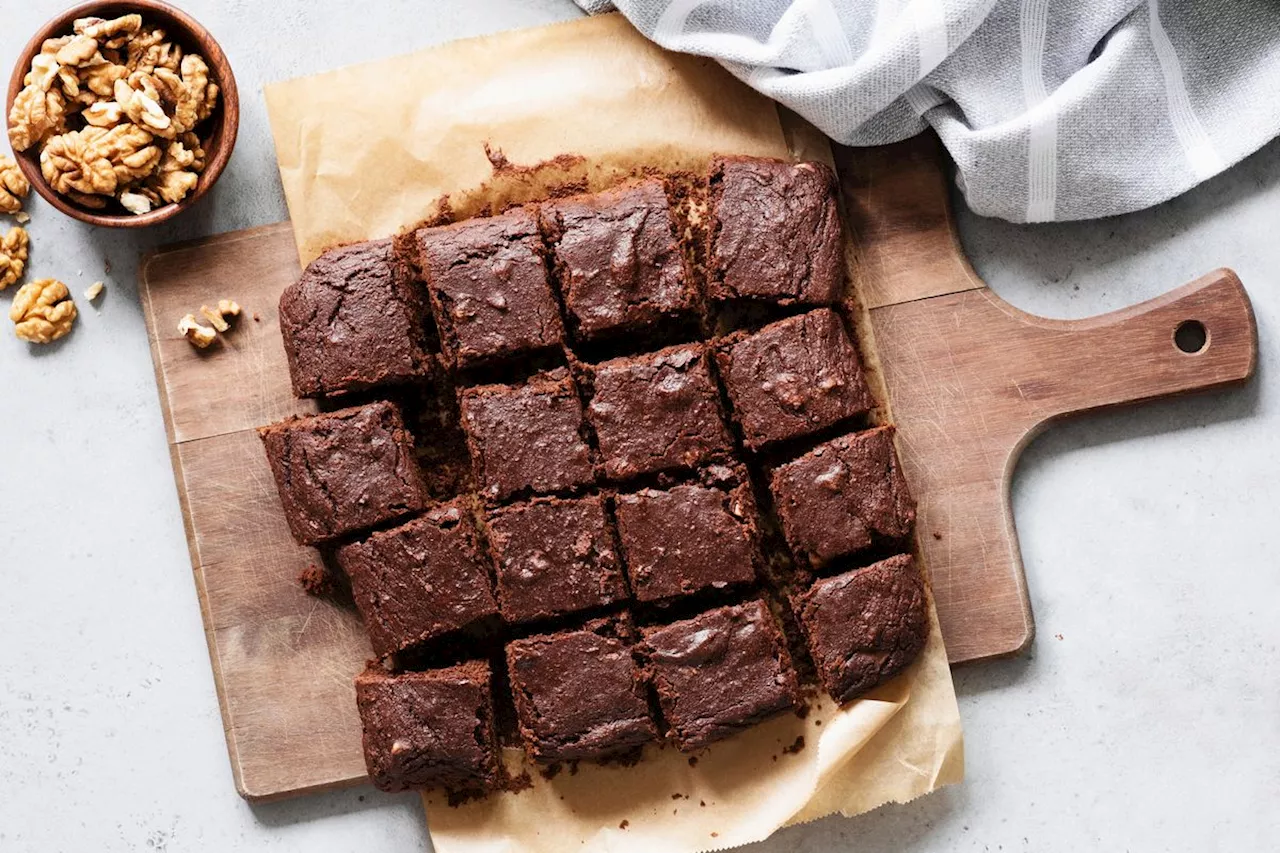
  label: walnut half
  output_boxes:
[0,154,30,214]
[0,226,29,290]
[11,278,77,343]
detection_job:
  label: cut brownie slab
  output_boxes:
[795,554,928,703]
[259,401,427,545]
[278,238,434,399]
[336,503,498,659]
[355,661,501,794]
[708,156,843,306]
[460,368,594,503]
[541,180,696,341]
[639,600,798,751]
[769,426,915,566]
[716,308,873,449]
[614,471,759,604]
[484,494,628,625]
[415,207,564,370]
[586,343,733,481]
[506,618,656,761]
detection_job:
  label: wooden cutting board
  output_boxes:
[140,135,1256,800]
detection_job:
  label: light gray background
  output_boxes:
[1,2,1276,851]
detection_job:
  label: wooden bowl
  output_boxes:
[5,0,239,228]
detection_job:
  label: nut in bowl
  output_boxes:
[5,0,238,227]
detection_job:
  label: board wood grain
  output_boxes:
[141,137,1256,800]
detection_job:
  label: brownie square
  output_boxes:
[506,619,656,761]
[614,473,759,603]
[586,344,733,481]
[795,554,929,703]
[485,495,628,624]
[278,238,434,399]
[708,157,843,305]
[259,401,427,545]
[640,600,798,751]
[541,180,695,340]
[460,368,594,503]
[355,661,500,794]
[716,308,873,449]
[769,426,915,566]
[415,208,564,370]
[336,503,498,658]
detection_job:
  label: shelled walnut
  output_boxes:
[10,277,76,343]
[7,12,219,215]
[0,154,31,214]
[0,227,29,289]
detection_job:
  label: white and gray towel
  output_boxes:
[577,0,1280,222]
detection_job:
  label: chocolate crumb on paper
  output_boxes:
[297,564,335,597]
[783,736,806,755]
[619,820,629,830]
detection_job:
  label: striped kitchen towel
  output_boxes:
[577,0,1280,222]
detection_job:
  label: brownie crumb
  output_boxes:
[619,820,630,830]
[795,703,811,720]
[687,756,698,768]
[783,736,806,755]
[252,313,261,322]
[815,719,822,727]
[933,531,943,540]
[297,564,335,597]
[505,770,534,794]
[671,792,685,800]
[699,800,706,807]
[540,762,563,781]
[447,788,487,808]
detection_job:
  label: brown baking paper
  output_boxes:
[265,13,963,852]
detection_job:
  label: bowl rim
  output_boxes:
[5,0,239,228]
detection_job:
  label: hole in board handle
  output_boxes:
[1174,320,1208,354]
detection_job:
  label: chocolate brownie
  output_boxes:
[708,157,843,305]
[541,180,695,340]
[355,661,501,794]
[586,344,733,481]
[716,309,873,449]
[614,475,759,603]
[485,495,628,625]
[769,426,915,566]
[639,600,798,751]
[259,401,427,545]
[795,554,928,703]
[506,618,656,761]
[336,503,498,658]
[460,368,594,503]
[415,208,564,370]
[278,238,433,398]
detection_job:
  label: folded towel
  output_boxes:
[578,0,1280,222]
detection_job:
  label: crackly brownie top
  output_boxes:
[485,495,628,624]
[416,208,563,369]
[716,308,873,449]
[259,401,426,545]
[336,503,498,658]
[796,554,928,703]
[709,157,843,305]
[640,599,798,750]
[460,368,594,503]
[614,480,759,603]
[770,426,915,565]
[586,344,733,481]
[355,661,499,794]
[506,623,656,761]
[542,180,693,339]
[278,238,433,398]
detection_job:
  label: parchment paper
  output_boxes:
[265,13,963,852]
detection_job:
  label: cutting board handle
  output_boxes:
[1007,267,1258,425]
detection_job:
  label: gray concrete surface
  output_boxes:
[1,2,1276,851]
